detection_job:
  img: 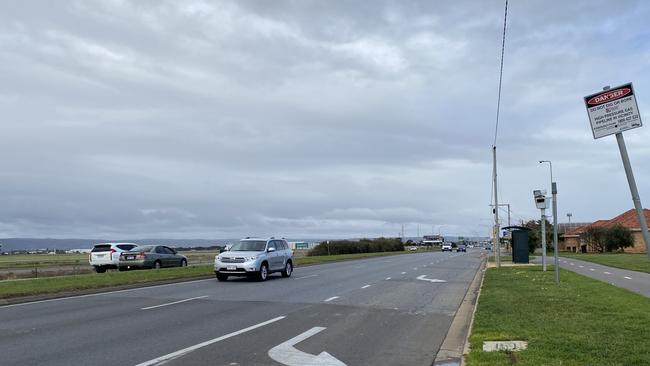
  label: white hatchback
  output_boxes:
[89,243,138,273]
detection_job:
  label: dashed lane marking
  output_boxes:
[324,296,340,302]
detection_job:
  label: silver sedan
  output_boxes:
[118,245,187,270]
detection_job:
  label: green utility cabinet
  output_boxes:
[511,229,530,263]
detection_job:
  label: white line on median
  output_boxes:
[141,296,208,310]
[294,274,318,280]
[324,296,339,302]
[624,276,632,280]
[361,285,371,289]
[135,316,286,366]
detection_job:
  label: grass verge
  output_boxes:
[466,266,650,366]
[560,253,650,274]
[0,250,414,300]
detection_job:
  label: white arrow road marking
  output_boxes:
[416,275,447,283]
[268,327,347,366]
[624,276,632,280]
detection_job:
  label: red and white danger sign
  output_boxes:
[584,83,642,139]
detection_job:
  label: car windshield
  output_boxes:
[230,240,267,251]
[131,245,154,252]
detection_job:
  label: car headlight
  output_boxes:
[246,256,258,261]
[216,256,222,261]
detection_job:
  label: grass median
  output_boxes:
[466,266,650,366]
[0,250,416,300]
[560,253,650,274]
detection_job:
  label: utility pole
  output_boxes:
[493,146,501,268]
[541,205,547,271]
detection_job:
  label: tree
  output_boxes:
[604,224,633,252]
[580,226,607,253]
[523,219,554,254]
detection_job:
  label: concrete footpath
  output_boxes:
[535,256,650,297]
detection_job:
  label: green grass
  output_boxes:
[0,253,89,269]
[560,253,650,274]
[0,250,414,300]
[466,266,650,366]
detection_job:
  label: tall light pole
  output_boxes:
[539,160,560,283]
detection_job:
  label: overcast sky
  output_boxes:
[1,0,650,239]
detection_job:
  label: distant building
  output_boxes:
[562,209,649,253]
[422,235,443,246]
[66,249,92,254]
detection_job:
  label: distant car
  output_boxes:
[408,246,418,251]
[456,245,467,252]
[441,243,453,252]
[118,245,187,270]
[214,237,293,281]
[485,245,492,250]
[89,243,138,273]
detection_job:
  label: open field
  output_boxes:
[560,253,650,274]
[466,266,650,366]
[0,250,415,299]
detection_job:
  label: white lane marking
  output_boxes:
[385,277,391,280]
[624,276,632,280]
[604,272,611,275]
[268,327,346,366]
[401,272,407,275]
[569,263,575,266]
[324,296,339,302]
[589,268,595,271]
[361,285,371,289]
[430,262,434,265]
[294,274,318,280]
[135,316,286,366]
[141,296,208,310]
[416,275,447,283]
[423,264,427,267]
[579,265,584,268]
[0,278,216,309]
[413,268,418,271]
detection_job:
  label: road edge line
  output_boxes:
[433,255,486,366]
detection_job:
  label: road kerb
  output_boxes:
[433,256,486,366]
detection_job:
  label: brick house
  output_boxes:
[561,209,649,253]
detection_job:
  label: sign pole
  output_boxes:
[615,132,650,260]
[552,182,560,283]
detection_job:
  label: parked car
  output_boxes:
[214,237,293,281]
[441,243,453,252]
[408,246,418,251]
[456,244,467,252]
[89,243,138,273]
[118,245,187,270]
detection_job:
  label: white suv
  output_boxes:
[441,243,453,252]
[89,243,138,273]
[214,238,293,281]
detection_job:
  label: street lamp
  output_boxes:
[538,159,560,284]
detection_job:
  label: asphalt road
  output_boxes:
[557,256,650,297]
[0,250,483,366]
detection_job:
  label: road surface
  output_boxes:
[558,257,650,297]
[0,250,483,366]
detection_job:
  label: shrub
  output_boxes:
[308,237,404,256]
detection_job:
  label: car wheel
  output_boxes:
[258,263,269,281]
[95,266,106,273]
[281,261,293,278]
[216,273,228,281]
[180,259,187,267]
[153,260,162,269]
